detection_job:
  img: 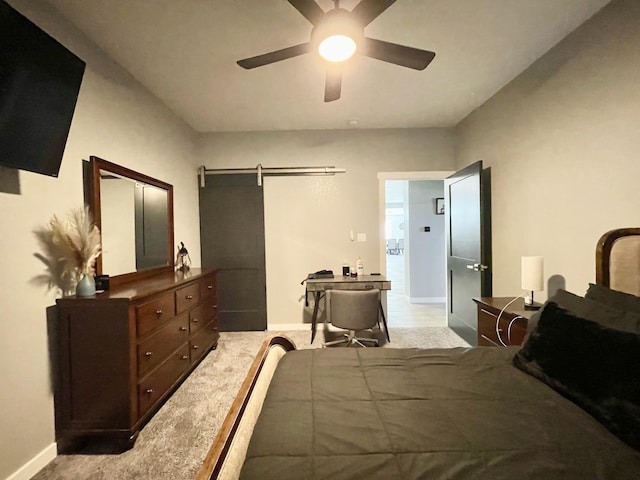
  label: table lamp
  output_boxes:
[521,256,544,309]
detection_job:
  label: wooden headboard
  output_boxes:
[596,228,640,295]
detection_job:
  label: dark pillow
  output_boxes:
[526,289,640,335]
[514,302,640,451]
[586,283,640,316]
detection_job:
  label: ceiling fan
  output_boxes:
[237,0,436,102]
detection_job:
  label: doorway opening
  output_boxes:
[378,171,454,328]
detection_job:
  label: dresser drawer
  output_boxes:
[189,322,218,364]
[136,293,176,337]
[137,314,189,377]
[175,283,200,314]
[138,344,190,417]
[200,275,217,300]
[189,301,214,334]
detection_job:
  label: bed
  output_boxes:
[196,228,640,479]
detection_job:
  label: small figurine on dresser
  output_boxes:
[175,242,191,271]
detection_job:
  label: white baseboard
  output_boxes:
[267,323,309,331]
[7,443,57,480]
[267,323,344,332]
[409,297,446,304]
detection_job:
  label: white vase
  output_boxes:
[76,274,96,297]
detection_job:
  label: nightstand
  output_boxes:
[473,297,539,347]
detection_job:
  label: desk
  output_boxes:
[306,275,391,343]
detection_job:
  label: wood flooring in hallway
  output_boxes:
[385,251,446,328]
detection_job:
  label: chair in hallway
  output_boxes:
[397,238,404,254]
[386,238,399,255]
[323,289,380,348]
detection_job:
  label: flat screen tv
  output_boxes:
[0,0,85,177]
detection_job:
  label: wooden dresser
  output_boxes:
[55,268,219,453]
[473,297,538,347]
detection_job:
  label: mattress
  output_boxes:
[240,346,640,479]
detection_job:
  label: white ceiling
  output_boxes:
[45,0,610,133]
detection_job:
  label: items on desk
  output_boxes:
[301,270,334,306]
[356,257,364,276]
[307,269,333,279]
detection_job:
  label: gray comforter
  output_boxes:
[240,347,640,479]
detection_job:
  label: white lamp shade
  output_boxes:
[521,256,544,292]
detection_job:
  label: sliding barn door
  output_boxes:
[199,174,267,331]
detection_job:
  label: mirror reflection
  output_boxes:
[100,171,169,276]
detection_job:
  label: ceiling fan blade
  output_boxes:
[350,0,396,26]
[324,68,342,102]
[237,43,312,69]
[288,0,325,25]
[362,37,435,70]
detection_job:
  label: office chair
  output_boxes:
[323,289,380,348]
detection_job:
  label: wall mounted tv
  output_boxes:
[0,0,85,177]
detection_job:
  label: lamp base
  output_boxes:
[523,291,543,310]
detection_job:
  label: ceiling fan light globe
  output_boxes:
[318,35,356,62]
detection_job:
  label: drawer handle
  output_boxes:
[155,310,162,315]
[364,285,374,289]
[145,351,153,357]
[145,388,154,394]
[213,304,218,308]
[192,345,199,350]
[207,285,213,290]
[181,355,189,360]
[192,318,199,323]
[186,295,193,300]
[179,326,188,331]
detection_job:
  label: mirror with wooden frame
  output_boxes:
[89,156,174,286]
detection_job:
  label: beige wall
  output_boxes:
[455,0,640,300]
[197,129,455,326]
[0,1,201,478]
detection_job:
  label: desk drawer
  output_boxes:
[322,282,390,291]
[136,293,176,337]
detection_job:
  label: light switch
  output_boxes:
[357,233,367,242]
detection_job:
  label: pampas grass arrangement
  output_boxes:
[33,207,102,296]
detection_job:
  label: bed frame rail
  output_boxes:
[195,334,296,480]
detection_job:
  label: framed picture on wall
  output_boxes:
[436,197,445,215]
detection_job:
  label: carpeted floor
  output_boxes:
[33,327,469,480]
